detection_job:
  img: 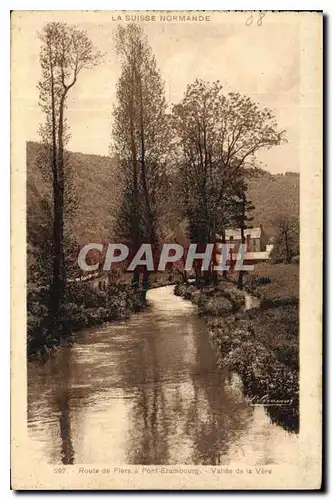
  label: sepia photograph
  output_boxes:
[11,10,322,490]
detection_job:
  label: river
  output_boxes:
[28,285,298,466]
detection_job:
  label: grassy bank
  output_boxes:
[27,280,146,359]
[244,262,299,302]
[174,263,299,432]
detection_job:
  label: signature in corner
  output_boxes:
[250,396,294,407]
[246,12,266,27]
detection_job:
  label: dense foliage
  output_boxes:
[28,22,299,361]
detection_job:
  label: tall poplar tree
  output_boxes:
[112,24,171,286]
[38,22,101,331]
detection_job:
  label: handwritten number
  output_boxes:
[246,12,265,27]
[257,12,265,26]
[245,14,253,27]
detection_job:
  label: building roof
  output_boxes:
[223,227,262,240]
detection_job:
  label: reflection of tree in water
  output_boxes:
[184,329,254,465]
[124,332,171,465]
[265,405,299,434]
[55,349,75,465]
[237,367,299,433]
[123,313,254,465]
[28,346,75,464]
[28,294,298,466]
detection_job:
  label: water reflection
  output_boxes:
[56,349,75,465]
[265,406,299,434]
[28,286,298,465]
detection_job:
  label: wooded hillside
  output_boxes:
[27,141,299,245]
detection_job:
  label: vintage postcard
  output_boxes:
[11,10,322,490]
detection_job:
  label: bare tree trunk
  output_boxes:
[48,50,65,330]
[51,94,66,325]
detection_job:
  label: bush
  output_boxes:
[201,296,233,316]
[174,283,189,297]
[27,280,147,358]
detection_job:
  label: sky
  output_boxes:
[13,11,304,174]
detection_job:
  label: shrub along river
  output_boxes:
[28,285,298,465]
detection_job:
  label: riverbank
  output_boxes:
[27,280,147,359]
[27,268,184,359]
[28,283,299,466]
[174,263,299,432]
